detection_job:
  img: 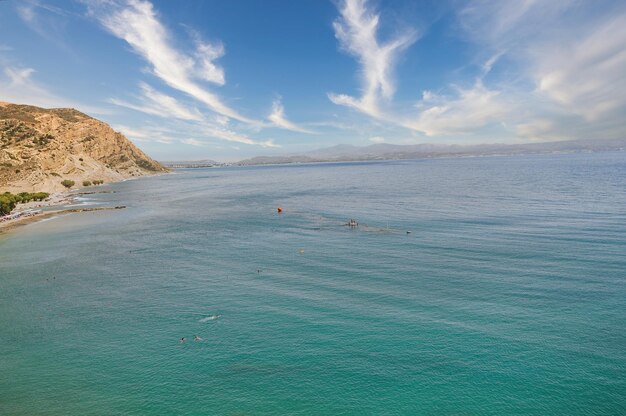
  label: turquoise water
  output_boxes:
[1,153,625,415]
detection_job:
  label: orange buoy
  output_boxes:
[277,207,283,213]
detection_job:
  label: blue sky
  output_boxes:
[1,0,625,161]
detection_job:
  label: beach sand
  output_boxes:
[0,191,125,234]
[14,192,76,211]
[0,206,126,234]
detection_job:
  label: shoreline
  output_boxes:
[0,206,126,235]
[1,172,168,236]
[0,191,75,232]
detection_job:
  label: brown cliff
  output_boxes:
[0,102,168,192]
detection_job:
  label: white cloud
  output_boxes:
[368,136,385,143]
[407,80,514,136]
[457,0,573,49]
[534,13,626,122]
[0,66,110,114]
[181,138,205,146]
[15,0,77,55]
[268,98,313,133]
[193,36,225,85]
[110,82,203,121]
[456,0,626,139]
[88,0,256,124]
[328,0,417,118]
[4,67,36,85]
[114,124,174,144]
[16,3,37,24]
[203,126,280,148]
[115,118,279,148]
[86,0,285,148]
[515,119,562,141]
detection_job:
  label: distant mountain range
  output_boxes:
[236,138,626,166]
[160,159,225,168]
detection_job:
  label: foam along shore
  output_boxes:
[0,205,127,234]
[0,190,125,233]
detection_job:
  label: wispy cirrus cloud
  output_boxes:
[191,33,226,86]
[328,0,417,118]
[86,0,256,124]
[180,138,206,147]
[533,13,626,123]
[407,80,515,137]
[0,65,110,114]
[204,127,279,148]
[86,0,306,146]
[115,115,279,149]
[329,0,626,142]
[268,98,314,134]
[114,124,173,144]
[15,0,78,55]
[328,0,510,137]
[456,0,626,139]
[110,82,203,121]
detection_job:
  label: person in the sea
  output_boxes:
[194,335,202,341]
[180,337,186,343]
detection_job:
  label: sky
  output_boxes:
[1,0,625,161]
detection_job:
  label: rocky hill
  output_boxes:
[0,102,168,192]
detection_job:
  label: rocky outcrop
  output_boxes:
[0,102,168,192]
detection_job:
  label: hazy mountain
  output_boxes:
[237,138,626,166]
[160,159,224,168]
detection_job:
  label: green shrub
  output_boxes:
[0,192,49,215]
[32,192,49,201]
[61,179,75,189]
[82,180,92,186]
[0,194,16,215]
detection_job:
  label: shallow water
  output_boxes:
[1,153,625,415]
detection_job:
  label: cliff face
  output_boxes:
[0,102,168,192]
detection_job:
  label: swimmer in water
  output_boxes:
[194,335,202,341]
[180,337,186,343]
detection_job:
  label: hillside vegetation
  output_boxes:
[0,102,168,192]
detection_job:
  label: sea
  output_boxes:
[1,152,625,415]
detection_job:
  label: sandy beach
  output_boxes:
[0,204,127,234]
[0,191,72,233]
[0,190,124,234]
[0,209,70,234]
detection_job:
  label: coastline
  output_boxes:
[0,205,126,235]
[1,171,168,236]
[0,208,69,234]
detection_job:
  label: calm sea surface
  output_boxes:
[1,153,625,415]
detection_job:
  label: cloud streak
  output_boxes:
[115,120,279,148]
[0,65,110,114]
[328,0,417,118]
[110,82,203,121]
[327,0,626,142]
[534,13,626,123]
[268,98,313,133]
[457,0,626,139]
[88,0,256,124]
[407,81,514,136]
